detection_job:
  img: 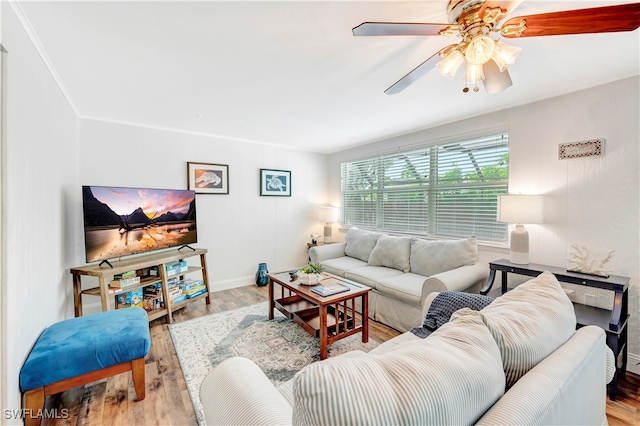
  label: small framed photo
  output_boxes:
[187,162,229,194]
[260,169,291,197]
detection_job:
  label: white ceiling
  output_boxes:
[14,1,640,153]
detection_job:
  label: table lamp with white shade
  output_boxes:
[497,195,544,264]
[318,206,339,244]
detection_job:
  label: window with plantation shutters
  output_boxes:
[341,133,509,243]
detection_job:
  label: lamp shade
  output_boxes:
[436,49,464,79]
[497,195,544,224]
[318,206,339,224]
[465,35,495,65]
[491,40,522,72]
[465,62,484,85]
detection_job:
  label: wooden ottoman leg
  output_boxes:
[131,358,146,401]
[24,387,45,426]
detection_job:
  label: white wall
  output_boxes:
[75,119,329,309]
[1,4,80,421]
[329,76,640,373]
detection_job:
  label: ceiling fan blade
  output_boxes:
[479,0,524,19]
[384,45,457,95]
[501,3,640,38]
[483,60,513,94]
[353,22,453,37]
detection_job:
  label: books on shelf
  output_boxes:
[105,264,205,309]
[181,279,206,296]
[110,276,141,289]
[115,288,143,309]
[143,283,162,294]
[311,280,350,297]
[144,266,159,277]
[114,270,136,280]
[142,283,164,311]
[180,279,204,292]
[171,294,187,305]
[183,285,206,296]
[143,294,163,312]
[166,260,188,276]
[167,286,182,299]
[185,288,207,299]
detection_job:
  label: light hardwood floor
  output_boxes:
[42,284,639,425]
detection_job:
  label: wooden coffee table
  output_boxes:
[268,272,371,360]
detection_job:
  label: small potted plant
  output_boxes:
[298,263,323,285]
[310,234,320,245]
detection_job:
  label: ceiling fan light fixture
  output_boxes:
[492,40,522,71]
[465,62,484,84]
[356,2,640,95]
[436,49,465,79]
[465,35,495,65]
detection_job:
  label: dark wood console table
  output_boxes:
[480,258,629,401]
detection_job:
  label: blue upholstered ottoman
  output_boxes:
[20,308,151,426]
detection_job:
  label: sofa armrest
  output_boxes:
[605,346,616,384]
[200,357,292,426]
[309,242,347,263]
[420,262,489,318]
[423,291,440,314]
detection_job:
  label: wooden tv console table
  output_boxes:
[70,248,210,324]
[480,258,629,400]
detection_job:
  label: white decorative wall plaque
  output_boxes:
[558,139,605,160]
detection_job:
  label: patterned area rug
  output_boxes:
[168,301,379,425]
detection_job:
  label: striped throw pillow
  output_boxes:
[292,310,505,426]
[476,271,576,389]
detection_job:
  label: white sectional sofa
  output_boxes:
[200,272,615,426]
[309,226,488,332]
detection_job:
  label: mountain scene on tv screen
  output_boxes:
[83,186,197,262]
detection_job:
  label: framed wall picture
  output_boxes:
[260,169,291,197]
[187,162,229,194]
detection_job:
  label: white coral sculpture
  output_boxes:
[567,245,615,277]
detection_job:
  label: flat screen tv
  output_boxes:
[82,185,197,264]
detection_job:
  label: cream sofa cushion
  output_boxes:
[319,256,367,277]
[375,273,425,307]
[410,237,477,276]
[344,266,403,290]
[367,234,412,272]
[474,271,576,389]
[344,226,380,262]
[292,310,505,426]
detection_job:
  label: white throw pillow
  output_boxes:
[367,234,412,272]
[475,271,576,389]
[344,226,380,262]
[292,310,505,426]
[410,237,477,276]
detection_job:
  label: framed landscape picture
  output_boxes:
[260,169,291,197]
[187,162,229,194]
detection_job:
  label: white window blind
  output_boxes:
[341,133,509,242]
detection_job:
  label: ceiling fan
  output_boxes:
[352,1,640,95]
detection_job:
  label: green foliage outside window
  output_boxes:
[341,134,509,242]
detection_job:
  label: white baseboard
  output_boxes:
[210,275,255,291]
[82,300,113,316]
[627,352,640,375]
